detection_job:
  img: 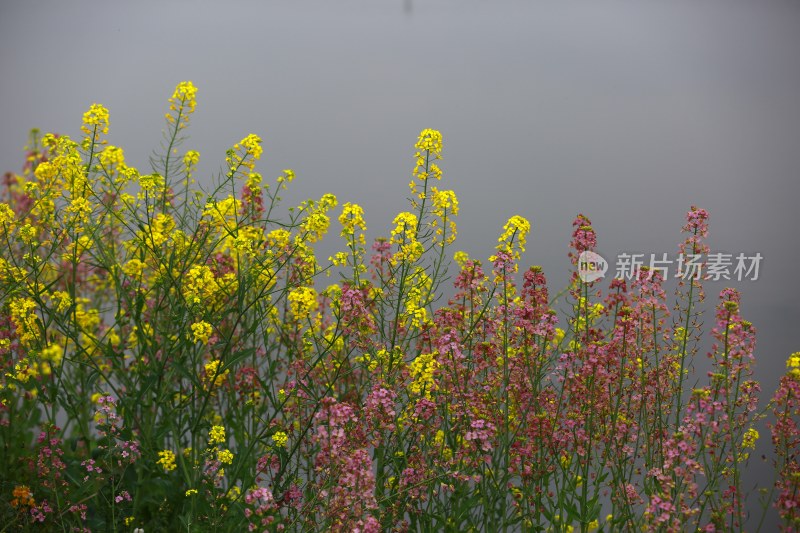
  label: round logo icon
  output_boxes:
[578,251,608,283]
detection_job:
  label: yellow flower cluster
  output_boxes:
[190,321,213,345]
[203,360,229,390]
[408,351,439,398]
[217,448,234,464]
[410,129,444,199]
[25,135,83,223]
[267,228,291,250]
[209,425,226,445]
[430,187,459,245]
[787,352,800,379]
[9,297,40,346]
[184,150,200,173]
[288,286,318,320]
[742,428,759,449]
[403,268,432,329]
[272,430,288,448]
[134,213,175,249]
[228,134,263,173]
[415,128,443,156]
[166,81,198,130]
[157,450,177,472]
[494,215,531,263]
[97,145,138,187]
[139,173,165,194]
[390,212,423,265]
[0,203,15,228]
[35,343,63,376]
[339,202,367,237]
[299,194,337,244]
[81,103,110,142]
[277,168,295,189]
[18,223,37,245]
[171,81,198,112]
[183,264,220,308]
[122,258,146,280]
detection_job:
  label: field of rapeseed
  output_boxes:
[1,82,798,532]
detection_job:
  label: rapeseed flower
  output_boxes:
[157,450,177,472]
[209,425,226,445]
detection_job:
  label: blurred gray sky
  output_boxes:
[1,0,799,524]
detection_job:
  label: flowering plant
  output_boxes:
[0,82,795,532]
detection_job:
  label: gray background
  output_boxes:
[1,0,798,526]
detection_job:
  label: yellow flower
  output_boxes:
[299,195,337,243]
[122,258,146,280]
[497,215,531,258]
[0,203,17,228]
[157,450,177,472]
[288,286,318,320]
[184,150,200,174]
[139,173,165,193]
[276,168,295,189]
[45,291,71,314]
[787,352,800,379]
[203,360,229,390]
[415,128,443,155]
[9,297,40,346]
[185,489,198,497]
[390,212,423,264]
[430,188,459,245]
[272,430,288,448]
[217,449,234,464]
[339,202,367,239]
[227,134,263,173]
[409,351,439,398]
[190,321,213,345]
[98,145,126,170]
[742,428,759,449]
[18,223,37,245]
[81,103,110,140]
[209,425,226,445]
[166,82,198,129]
[239,134,262,160]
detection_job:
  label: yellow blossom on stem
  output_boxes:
[339,202,367,237]
[227,134,263,173]
[190,321,213,344]
[217,449,234,464]
[787,352,800,379]
[81,103,110,142]
[203,360,229,390]
[157,450,177,472]
[288,286,318,320]
[272,431,288,448]
[209,425,226,445]
[409,351,439,398]
[390,212,423,264]
[166,81,198,130]
[415,128,443,155]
